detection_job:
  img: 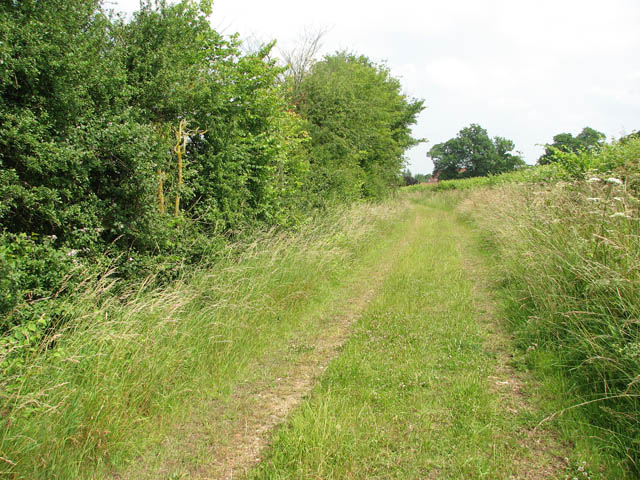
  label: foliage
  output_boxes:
[402,169,418,185]
[0,0,312,336]
[429,124,524,180]
[464,137,640,473]
[120,1,310,229]
[414,173,431,183]
[538,126,606,165]
[0,233,74,331]
[401,169,431,185]
[296,52,424,202]
[0,0,161,251]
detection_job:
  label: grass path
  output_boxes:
[121,194,569,479]
[118,202,418,479]
[248,195,569,479]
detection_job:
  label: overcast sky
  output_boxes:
[110,0,640,174]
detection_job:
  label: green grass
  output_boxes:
[456,140,640,475]
[249,193,568,479]
[404,163,566,192]
[0,200,413,479]
[4,137,640,478]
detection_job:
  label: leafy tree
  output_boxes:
[428,124,523,180]
[296,52,424,201]
[538,126,605,165]
[402,169,418,186]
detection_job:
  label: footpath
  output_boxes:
[123,195,568,479]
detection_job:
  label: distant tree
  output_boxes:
[414,173,430,183]
[402,169,418,186]
[428,124,524,180]
[538,127,605,165]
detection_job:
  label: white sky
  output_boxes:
[109,0,640,174]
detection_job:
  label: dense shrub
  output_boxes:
[0,1,423,350]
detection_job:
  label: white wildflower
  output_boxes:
[586,177,600,183]
[67,249,78,257]
[613,197,624,202]
[586,197,600,202]
[606,177,623,185]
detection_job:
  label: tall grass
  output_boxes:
[462,138,640,471]
[0,199,406,479]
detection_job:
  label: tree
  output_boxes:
[120,0,309,229]
[296,52,424,201]
[402,169,418,186]
[279,27,327,106]
[428,124,523,180]
[538,126,605,165]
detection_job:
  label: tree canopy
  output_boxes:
[428,124,524,180]
[538,127,605,165]
[296,52,424,200]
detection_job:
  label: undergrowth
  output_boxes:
[460,138,640,473]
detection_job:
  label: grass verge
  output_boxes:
[460,172,640,477]
[0,199,410,479]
